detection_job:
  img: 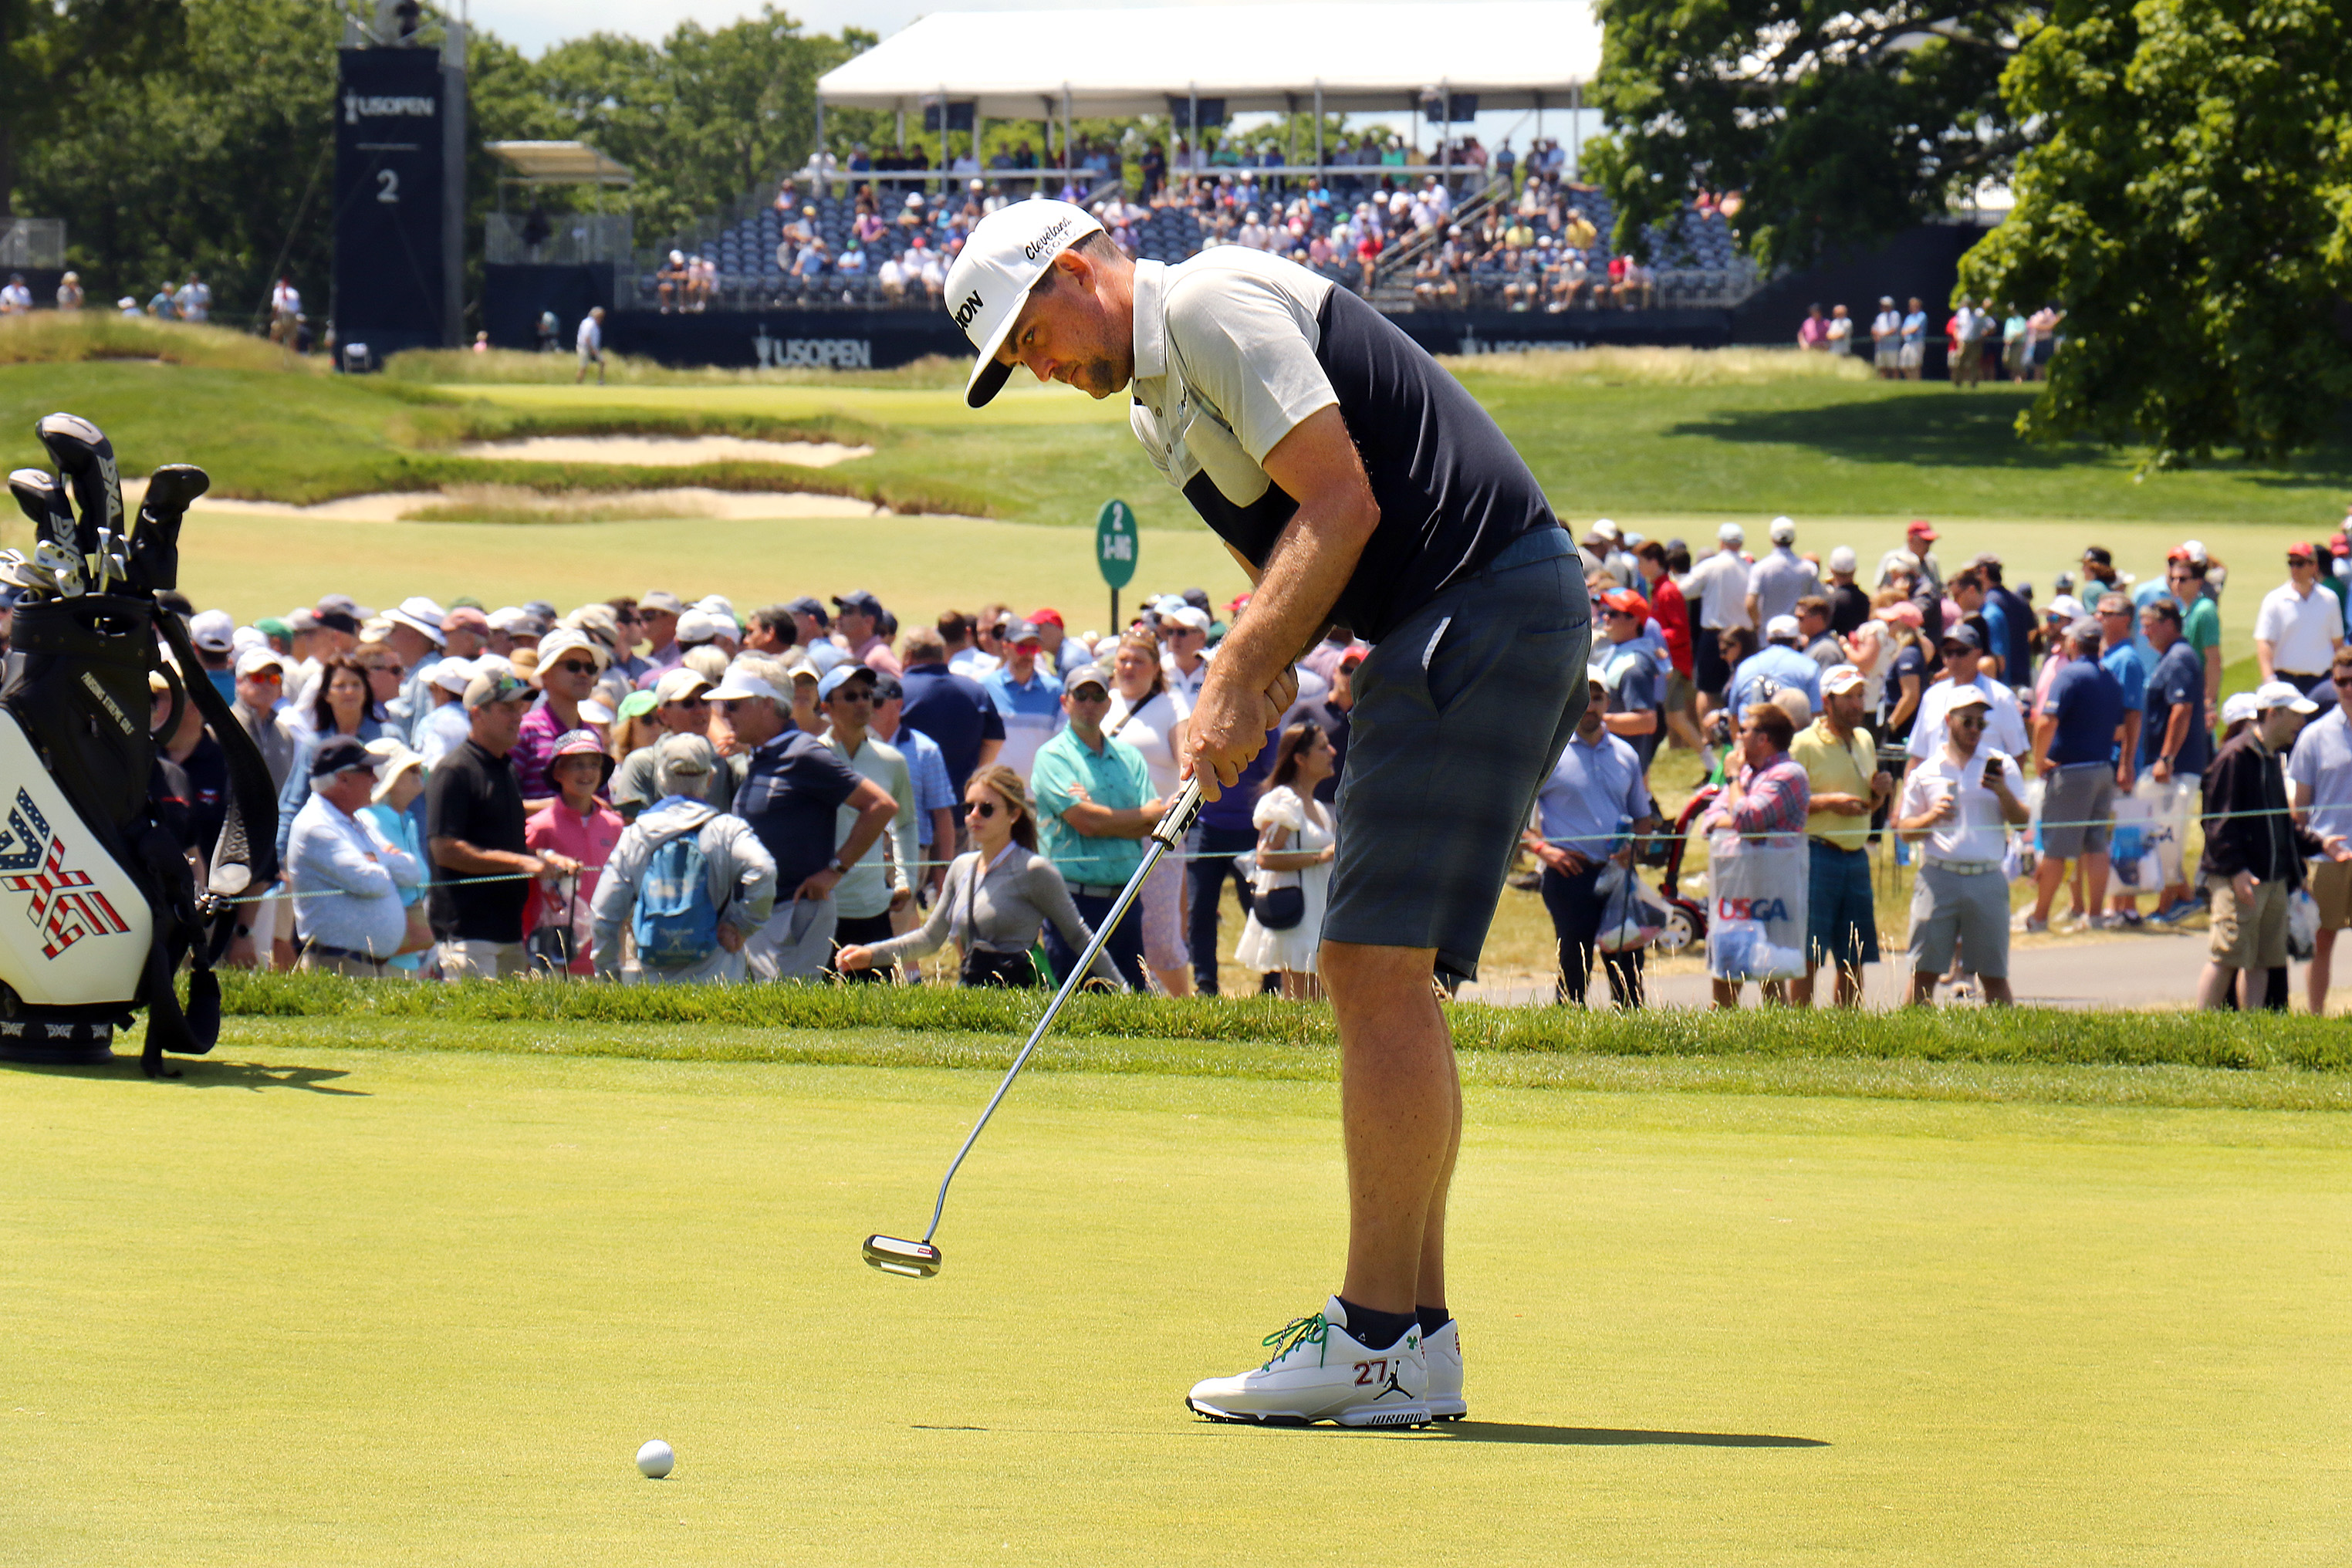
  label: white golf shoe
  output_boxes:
[1424,1319,1465,1420]
[1186,1296,1430,1428]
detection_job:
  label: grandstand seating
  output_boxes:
[632,174,1752,315]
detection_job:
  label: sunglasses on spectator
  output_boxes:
[1939,643,1971,657]
[2335,673,2352,687]
[1950,713,1986,727]
[2289,555,2315,566]
[965,799,998,818]
[554,660,597,677]
[715,699,759,714]
[830,688,874,704]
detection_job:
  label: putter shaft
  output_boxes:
[915,776,1205,1245]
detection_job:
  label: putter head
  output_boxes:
[863,1234,943,1279]
[140,462,211,519]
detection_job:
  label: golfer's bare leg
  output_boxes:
[1324,940,1456,1316]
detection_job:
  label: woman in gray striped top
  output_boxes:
[835,765,1124,988]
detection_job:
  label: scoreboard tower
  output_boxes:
[332,2,468,363]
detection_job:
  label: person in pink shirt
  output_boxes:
[831,590,904,677]
[512,627,610,806]
[525,729,624,975]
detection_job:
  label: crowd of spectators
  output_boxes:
[639,134,1735,316]
[1796,296,2066,381]
[1533,513,2352,1012]
[42,504,2351,1012]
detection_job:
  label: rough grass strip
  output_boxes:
[213,972,2352,1073]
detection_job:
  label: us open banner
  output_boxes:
[333,46,461,360]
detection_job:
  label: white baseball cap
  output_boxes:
[944,199,1107,408]
[1717,522,1745,545]
[1769,515,1797,543]
[2220,691,2259,728]
[1827,545,1858,573]
[705,668,785,705]
[1765,614,1803,643]
[1820,663,1867,696]
[2253,680,2320,715]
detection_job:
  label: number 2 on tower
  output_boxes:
[377,169,400,204]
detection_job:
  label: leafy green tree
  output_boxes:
[1959,0,2352,462]
[1588,0,2036,267]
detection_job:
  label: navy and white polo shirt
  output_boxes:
[1126,246,1558,644]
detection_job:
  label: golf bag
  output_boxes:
[0,413,278,1076]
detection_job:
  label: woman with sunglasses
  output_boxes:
[276,654,390,867]
[511,628,610,810]
[834,765,1122,988]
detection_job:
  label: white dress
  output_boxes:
[1235,786,1334,974]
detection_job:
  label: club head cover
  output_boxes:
[8,466,75,546]
[35,412,123,558]
[130,462,208,594]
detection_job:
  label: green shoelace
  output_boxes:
[1260,1312,1330,1369]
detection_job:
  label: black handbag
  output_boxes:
[1255,884,1306,931]
[958,946,1038,987]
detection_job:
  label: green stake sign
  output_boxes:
[1096,498,1137,628]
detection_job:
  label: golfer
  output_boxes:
[945,202,1588,1427]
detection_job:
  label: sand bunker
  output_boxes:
[120,478,889,523]
[455,434,874,467]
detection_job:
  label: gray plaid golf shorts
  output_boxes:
[1325,526,1591,981]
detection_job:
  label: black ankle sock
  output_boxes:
[1416,1305,1452,1337]
[1337,1297,1418,1350]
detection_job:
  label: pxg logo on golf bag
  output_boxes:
[0,788,132,960]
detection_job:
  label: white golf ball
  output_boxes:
[636,1439,674,1478]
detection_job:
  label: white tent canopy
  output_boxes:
[814,2,1600,120]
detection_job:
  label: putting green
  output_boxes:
[7,1046,2348,1565]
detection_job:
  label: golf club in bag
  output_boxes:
[863,775,1205,1278]
[0,413,279,1076]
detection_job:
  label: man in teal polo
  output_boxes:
[1028,661,1164,989]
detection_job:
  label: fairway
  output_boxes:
[8,1043,2350,1566]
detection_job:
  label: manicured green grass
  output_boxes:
[8,1044,2350,1564]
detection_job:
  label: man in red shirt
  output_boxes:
[1637,539,1701,752]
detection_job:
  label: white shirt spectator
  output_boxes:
[877,255,907,298]
[1685,547,1753,630]
[1899,745,2025,866]
[271,280,301,316]
[0,279,32,314]
[174,279,211,321]
[1905,673,2029,762]
[286,790,421,958]
[2254,578,2345,676]
[576,314,602,354]
[2287,703,2352,836]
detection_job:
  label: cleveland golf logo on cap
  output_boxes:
[1024,217,1076,261]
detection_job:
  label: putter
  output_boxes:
[863,776,1205,1279]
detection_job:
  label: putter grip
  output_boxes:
[1152,776,1205,847]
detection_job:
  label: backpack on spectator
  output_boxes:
[633,829,719,968]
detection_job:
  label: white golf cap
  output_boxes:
[705,668,785,705]
[1765,613,1803,643]
[1820,663,1867,696]
[1827,545,1858,573]
[1718,522,1745,545]
[234,646,286,678]
[944,199,1107,408]
[2253,680,2320,715]
[2220,691,2259,728]
[1769,515,1797,543]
